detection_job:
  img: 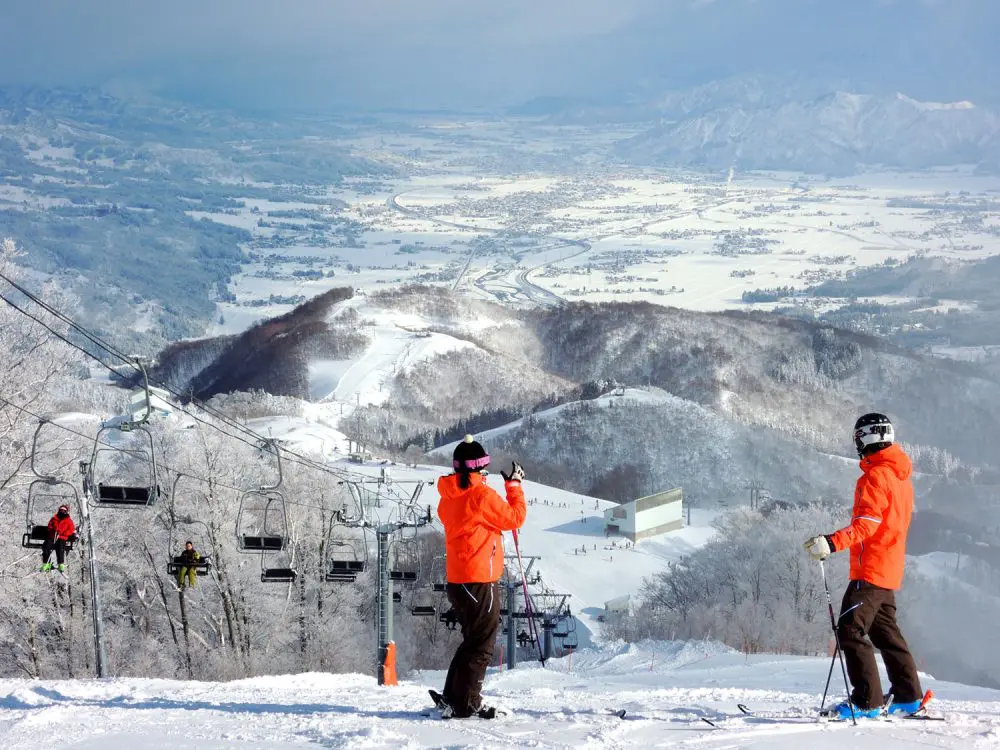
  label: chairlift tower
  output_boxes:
[78,458,108,678]
[501,553,540,671]
[77,357,156,678]
[499,554,574,667]
[340,476,433,686]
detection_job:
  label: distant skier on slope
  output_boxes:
[433,435,526,719]
[41,504,75,573]
[804,413,926,719]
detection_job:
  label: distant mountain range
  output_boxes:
[515,76,1000,174]
[617,90,1000,174]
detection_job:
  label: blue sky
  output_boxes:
[1,0,996,110]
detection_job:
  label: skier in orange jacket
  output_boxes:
[804,413,925,719]
[434,435,526,719]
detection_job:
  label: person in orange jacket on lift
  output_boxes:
[432,435,526,719]
[804,413,928,719]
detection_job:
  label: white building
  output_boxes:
[603,487,683,542]
[600,594,631,622]
[129,386,173,422]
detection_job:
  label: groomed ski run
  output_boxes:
[1,641,997,749]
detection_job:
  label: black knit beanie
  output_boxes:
[453,434,490,473]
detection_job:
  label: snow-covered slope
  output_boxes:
[240,442,716,644]
[2,641,997,749]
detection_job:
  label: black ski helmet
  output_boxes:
[854,412,894,457]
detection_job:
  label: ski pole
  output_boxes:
[819,560,856,725]
[511,529,545,665]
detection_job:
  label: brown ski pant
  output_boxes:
[838,580,922,709]
[443,581,500,717]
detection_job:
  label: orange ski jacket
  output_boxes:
[437,472,526,584]
[47,514,75,542]
[830,443,914,590]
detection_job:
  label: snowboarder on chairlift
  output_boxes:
[41,504,75,573]
[804,413,926,719]
[177,541,201,589]
[434,435,526,719]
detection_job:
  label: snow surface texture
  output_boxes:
[2,641,998,749]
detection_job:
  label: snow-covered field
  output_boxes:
[201,144,1000,333]
[3,641,997,749]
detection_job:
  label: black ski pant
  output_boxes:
[42,538,67,566]
[837,580,922,709]
[443,581,500,717]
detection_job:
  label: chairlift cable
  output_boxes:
[0,394,349,515]
[0,281,363,483]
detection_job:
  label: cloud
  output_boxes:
[0,0,996,110]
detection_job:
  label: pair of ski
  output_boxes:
[614,690,943,727]
[423,689,506,720]
[722,701,943,726]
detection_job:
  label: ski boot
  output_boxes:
[887,690,934,716]
[40,562,53,572]
[829,701,882,720]
[57,564,66,573]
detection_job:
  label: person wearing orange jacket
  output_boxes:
[434,435,526,719]
[804,413,925,719]
[41,503,76,573]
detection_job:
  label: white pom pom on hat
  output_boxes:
[454,434,490,472]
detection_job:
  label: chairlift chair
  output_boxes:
[389,538,420,583]
[89,422,160,506]
[236,491,289,552]
[164,496,213,578]
[23,479,81,550]
[236,439,289,552]
[429,555,447,593]
[409,587,437,617]
[260,559,297,584]
[324,530,368,583]
[23,421,83,550]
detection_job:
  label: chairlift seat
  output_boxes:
[411,605,436,617]
[392,592,402,603]
[96,484,156,506]
[325,560,364,583]
[432,583,447,593]
[21,525,76,551]
[324,571,358,583]
[330,560,365,573]
[389,570,418,582]
[241,535,286,552]
[562,644,578,652]
[261,568,297,583]
[166,556,212,576]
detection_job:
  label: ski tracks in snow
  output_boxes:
[1,667,999,749]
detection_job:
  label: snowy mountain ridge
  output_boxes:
[618,89,1000,174]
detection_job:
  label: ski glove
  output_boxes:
[501,461,525,483]
[803,535,834,561]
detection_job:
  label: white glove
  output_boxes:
[501,461,525,482]
[803,535,832,561]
